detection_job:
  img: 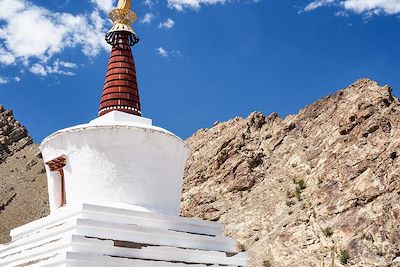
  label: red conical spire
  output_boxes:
[99,3,141,117]
[99,32,141,116]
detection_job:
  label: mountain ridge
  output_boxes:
[181,78,400,266]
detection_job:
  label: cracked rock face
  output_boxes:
[0,107,48,244]
[181,79,400,267]
[0,106,32,163]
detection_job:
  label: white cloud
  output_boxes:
[167,0,225,11]
[304,0,400,15]
[335,10,349,16]
[0,47,15,65]
[30,63,47,76]
[344,0,400,14]
[141,13,155,24]
[0,75,21,84]
[30,59,77,76]
[90,0,115,13]
[304,0,335,11]
[156,47,182,58]
[144,0,153,7]
[0,0,111,77]
[59,61,77,68]
[158,18,175,29]
[0,76,9,84]
[156,47,168,57]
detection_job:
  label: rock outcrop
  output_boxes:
[0,107,48,244]
[181,79,400,267]
[0,106,32,163]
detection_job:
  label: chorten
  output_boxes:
[0,1,248,266]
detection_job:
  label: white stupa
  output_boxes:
[0,1,247,266]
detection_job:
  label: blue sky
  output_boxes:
[0,0,399,142]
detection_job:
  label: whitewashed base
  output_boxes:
[0,203,247,267]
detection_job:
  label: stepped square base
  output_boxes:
[0,203,247,267]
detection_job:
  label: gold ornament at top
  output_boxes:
[117,0,132,10]
[105,0,139,45]
[109,0,137,27]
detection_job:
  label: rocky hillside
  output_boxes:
[181,79,400,267]
[0,79,399,267]
[0,106,32,163]
[0,107,48,244]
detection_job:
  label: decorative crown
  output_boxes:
[105,0,139,46]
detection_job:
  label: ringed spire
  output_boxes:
[99,0,142,117]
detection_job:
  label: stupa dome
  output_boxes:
[41,111,190,215]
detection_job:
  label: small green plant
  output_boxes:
[297,179,306,189]
[331,246,336,267]
[338,249,350,264]
[322,227,334,237]
[295,187,302,201]
[312,207,316,218]
[374,245,383,256]
[236,242,246,252]
[286,190,295,199]
[292,177,306,188]
[263,260,272,267]
[286,199,295,207]
[288,178,307,202]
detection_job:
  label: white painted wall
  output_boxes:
[40,112,190,215]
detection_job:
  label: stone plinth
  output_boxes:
[40,111,190,215]
[0,203,247,266]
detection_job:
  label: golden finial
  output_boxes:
[105,0,139,46]
[117,0,132,10]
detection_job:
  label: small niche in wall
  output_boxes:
[45,155,67,208]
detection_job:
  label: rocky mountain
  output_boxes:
[0,106,32,163]
[181,78,400,267]
[0,106,48,244]
[1,78,399,266]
